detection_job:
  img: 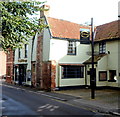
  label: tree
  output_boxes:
[0,1,48,51]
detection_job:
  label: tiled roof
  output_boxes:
[95,20,120,41]
[83,54,107,64]
[47,17,90,40]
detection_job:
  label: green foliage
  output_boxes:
[0,1,48,51]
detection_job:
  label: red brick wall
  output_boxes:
[42,61,51,90]
[6,50,14,83]
[51,60,56,90]
[36,33,43,88]
[35,31,56,90]
[42,60,56,91]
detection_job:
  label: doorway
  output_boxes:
[18,64,27,85]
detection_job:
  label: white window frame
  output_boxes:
[99,42,106,54]
[67,41,76,55]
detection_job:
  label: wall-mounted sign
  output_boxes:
[18,59,27,63]
[80,28,90,44]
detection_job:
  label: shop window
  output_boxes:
[67,41,76,55]
[61,65,84,79]
[108,70,116,82]
[99,71,107,81]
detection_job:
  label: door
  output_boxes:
[19,64,27,85]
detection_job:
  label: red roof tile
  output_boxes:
[95,20,120,41]
[47,17,90,40]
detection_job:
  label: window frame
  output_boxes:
[99,71,107,81]
[61,65,84,79]
[108,70,117,82]
[99,41,106,54]
[67,41,76,55]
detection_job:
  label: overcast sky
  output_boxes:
[38,0,119,26]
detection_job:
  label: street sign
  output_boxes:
[80,28,90,44]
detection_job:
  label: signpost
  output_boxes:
[91,18,95,99]
[80,18,95,99]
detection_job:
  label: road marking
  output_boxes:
[0,106,6,110]
[40,93,67,101]
[37,104,59,112]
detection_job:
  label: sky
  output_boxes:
[38,0,119,26]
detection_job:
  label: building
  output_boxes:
[13,5,90,90]
[13,36,36,85]
[0,48,6,80]
[84,20,120,88]
[11,5,120,90]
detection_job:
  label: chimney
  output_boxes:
[40,5,50,18]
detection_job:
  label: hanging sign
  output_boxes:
[80,28,90,44]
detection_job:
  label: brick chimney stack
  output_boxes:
[40,5,50,18]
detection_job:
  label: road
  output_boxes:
[1,83,103,116]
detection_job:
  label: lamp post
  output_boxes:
[91,18,95,99]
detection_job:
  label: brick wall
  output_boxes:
[41,60,56,91]
[35,38,57,90]
[6,49,14,83]
[51,60,56,90]
[42,61,51,90]
[36,33,43,89]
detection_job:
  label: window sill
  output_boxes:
[108,80,116,82]
[67,53,76,56]
[99,53,106,54]
[99,80,107,81]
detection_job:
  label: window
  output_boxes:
[99,71,107,81]
[25,44,28,58]
[18,48,21,58]
[67,41,76,55]
[61,65,84,79]
[108,70,116,82]
[99,42,106,54]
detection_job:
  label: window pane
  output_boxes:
[62,65,84,79]
[99,42,106,54]
[109,70,116,81]
[67,41,76,55]
[99,71,107,81]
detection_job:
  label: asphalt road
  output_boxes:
[1,84,99,117]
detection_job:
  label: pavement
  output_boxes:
[1,80,120,116]
[53,88,120,116]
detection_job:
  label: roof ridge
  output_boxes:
[97,20,119,27]
[47,17,90,27]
